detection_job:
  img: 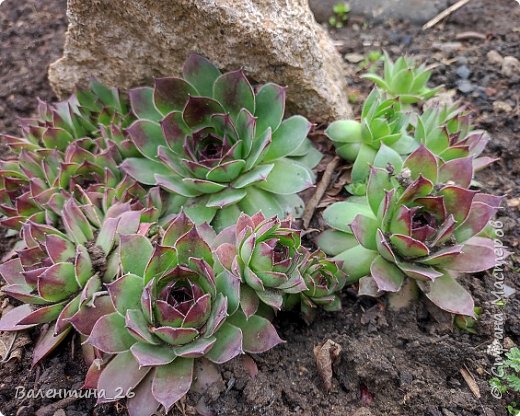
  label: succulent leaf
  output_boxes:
[263,116,311,161]
[154,78,197,115]
[417,273,475,317]
[129,87,162,121]
[151,358,194,412]
[32,323,72,367]
[96,351,151,404]
[182,53,222,97]
[120,234,155,276]
[87,312,137,353]
[254,83,286,137]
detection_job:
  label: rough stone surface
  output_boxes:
[309,0,452,24]
[49,0,351,123]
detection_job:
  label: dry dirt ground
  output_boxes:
[0,0,519,415]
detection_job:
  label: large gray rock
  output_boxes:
[310,0,450,24]
[49,0,351,123]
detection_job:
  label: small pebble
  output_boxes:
[507,197,520,208]
[487,50,504,65]
[504,337,517,349]
[399,371,413,385]
[502,56,520,77]
[456,79,474,93]
[344,53,364,63]
[493,101,513,112]
[485,86,497,96]
[456,65,471,79]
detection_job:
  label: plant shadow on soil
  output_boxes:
[0,0,519,415]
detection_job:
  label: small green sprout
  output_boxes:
[506,403,520,415]
[328,2,351,29]
[359,50,384,73]
[454,307,481,334]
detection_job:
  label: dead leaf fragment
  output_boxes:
[191,358,224,394]
[0,303,31,362]
[240,354,259,378]
[460,367,481,398]
[313,339,342,391]
[0,331,17,361]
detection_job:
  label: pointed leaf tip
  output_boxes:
[182,53,221,97]
[213,69,255,118]
[152,358,194,411]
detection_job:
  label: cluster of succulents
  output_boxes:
[86,212,288,413]
[0,52,502,414]
[325,54,495,193]
[0,81,134,230]
[362,53,441,104]
[212,211,346,323]
[318,53,502,316]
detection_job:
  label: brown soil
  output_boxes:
[0,0,519,415]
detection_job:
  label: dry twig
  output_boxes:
[455,31,486,40]
[422,0,472,30]
[302,156,340,228]
[35,397,80,416]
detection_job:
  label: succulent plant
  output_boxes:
[326,88,417,191]
[362,53,441,104]
[283,248,347,324]
[86,212,282,415]
[213,212,309,316]
[0,197,152,365]
[414,103,497,171]
[0,138,127,230]
[454,306,481,334]
[3,79,132,154]
[0,78,138,230]
[120,54,322,231]
[318,145,502,315]
[328,2,351,29]
[326,95,495,194]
